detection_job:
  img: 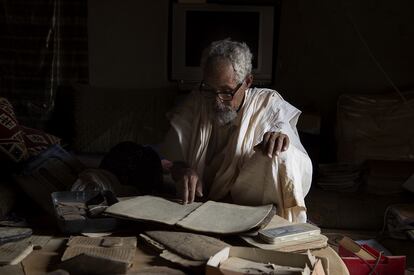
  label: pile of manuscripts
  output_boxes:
[1,194,334,275]
[0,227,34,266]
[106,196,331,274]
[59,236,136,274]
[140,229,328,275]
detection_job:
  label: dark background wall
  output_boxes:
[88,0,172,88]
[275,0,414,123]
[88,0,414,160]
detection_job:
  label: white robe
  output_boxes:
[160,88,312,222]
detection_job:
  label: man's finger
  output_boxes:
[196,179,203,197]
[267,133,277,158]
[274,136,284,156]
[262,132,271,154]
[188,175,197,203]
[282,135,290,151]
[182,177,189,204]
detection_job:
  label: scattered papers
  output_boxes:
[0,240,33,265]
[140,231,230,268]
[60,236,136,274]
[27,235,52,249]
[206,247,327,275]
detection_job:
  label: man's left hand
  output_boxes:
[255,131,289,158]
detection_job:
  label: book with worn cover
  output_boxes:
[104,195,274,234]
[60,236,137,274]
[242,216,328,252]
[258,223,321,244]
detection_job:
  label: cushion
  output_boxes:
[21,126,61,158]
[0,97,27,162]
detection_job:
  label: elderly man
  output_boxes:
[161,39,312,222]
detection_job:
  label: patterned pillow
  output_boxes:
[21,126,61,157]
[0,98,28,162]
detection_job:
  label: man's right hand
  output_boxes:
[170,162,203,204]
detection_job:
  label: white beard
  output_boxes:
[213,100,238,126]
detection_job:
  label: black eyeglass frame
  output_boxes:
[199,80,245,101]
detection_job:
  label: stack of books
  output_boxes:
[241,216,328,253]
[258,223,321,244]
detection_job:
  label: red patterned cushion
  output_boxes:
[0,98,28,162]
[21,126,61,157]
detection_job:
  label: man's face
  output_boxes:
[202,59,245,125]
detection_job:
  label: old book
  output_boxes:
[144,231,229,261]
[105,195,274,234]
[60,236,136,274]
[258,223,321,244]
[241,216,328,252]
[338,236,376,261]
[139,234,205,268]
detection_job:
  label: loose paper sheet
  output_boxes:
[61,246,135,264]
[145,231,229,261]
[177,201,273,234]
[67,236,136,248]
[105,196,202,225]
[219,256,306,275]
[0,241,33,265]
[62,236,137,269]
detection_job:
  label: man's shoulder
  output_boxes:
[248,87,284,102]
[247,87,300,116]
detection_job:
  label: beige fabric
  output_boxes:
[161,88,312,222]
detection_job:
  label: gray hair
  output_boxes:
[201,39,253,83]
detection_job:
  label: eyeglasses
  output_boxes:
[199,80,244,101]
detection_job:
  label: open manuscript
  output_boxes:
[105,195,274,234]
